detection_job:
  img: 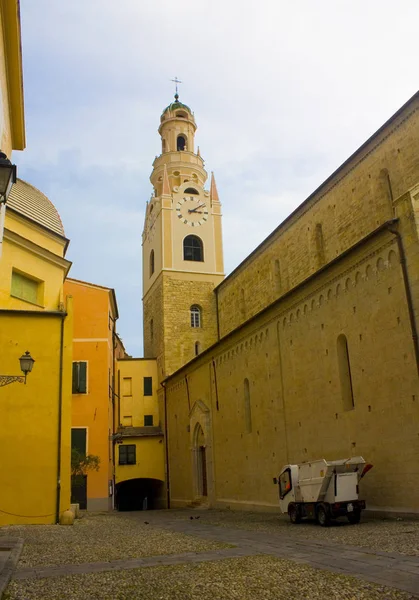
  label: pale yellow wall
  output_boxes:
[0,0,25,154]
[0,228,69,310]
[6,211,67,256]
[117,359,159,428]
[216,96,419,337]
[115,437,164,484]
[0,304,73,525]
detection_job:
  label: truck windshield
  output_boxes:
[279,468,292,499]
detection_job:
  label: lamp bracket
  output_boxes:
[0,375,26,387]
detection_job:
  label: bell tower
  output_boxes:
[142,94,224,379]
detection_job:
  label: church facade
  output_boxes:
[144,91,419,514]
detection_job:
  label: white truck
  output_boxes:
[276,457,373,526]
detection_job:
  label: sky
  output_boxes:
[16,0,419,356]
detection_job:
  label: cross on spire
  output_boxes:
[171,76,182,101]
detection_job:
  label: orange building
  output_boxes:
[64,278,125,510]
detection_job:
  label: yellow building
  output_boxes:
[0,179,73,525]
[143,92,419,514]
[64,278,125,511]
[115,358,165,510]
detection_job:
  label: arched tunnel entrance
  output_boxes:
[116,478,165,511]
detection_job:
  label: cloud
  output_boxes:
[16,0,419,355]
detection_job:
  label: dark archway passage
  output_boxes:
[116,478,165,511]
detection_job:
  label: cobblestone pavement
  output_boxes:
[3,509,419,599]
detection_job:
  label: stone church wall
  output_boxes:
[166,225,419,511]
[216,97,419,337]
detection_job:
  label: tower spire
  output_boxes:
[210,171,219,203]
[162,164,170,195]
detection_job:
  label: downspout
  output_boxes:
[55,316,65,523]
[386,225,419,376]
[111,322,116,509]
[212,358,219,411]
[162,381,170,509]
[215,288,220,341]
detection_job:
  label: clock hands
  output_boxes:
[188,203,206,214]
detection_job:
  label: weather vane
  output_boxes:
[171,76,182,101]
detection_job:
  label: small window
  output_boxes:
[176,111,187,118]
[195,341,201,356]
[177,134,186,151]
[72,362,87,394]
[11,270,40,304]
[184,187,198,195]
[71,428,87,455]
[244,378,252,433]
[150,319,154,342]
[144,415,153,427]
[190,305,201,328]
[184,235,204,262]
[119,444,136,465]
[150,250,155,277]
[143,376,152,396]
[279,468,292,500]
[122,377,132,396]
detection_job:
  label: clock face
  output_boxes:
[176,196,209,227]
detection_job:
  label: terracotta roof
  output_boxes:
[6,179,65,236]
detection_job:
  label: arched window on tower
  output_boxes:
[177,134,187,151]
[337,334,355,411]
[190,305,201,328]
[183,235,204,262]
[244,378,252,433]
[149,250,155,277]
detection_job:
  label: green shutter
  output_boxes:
[127,445,136,464]
[71,428,87,454]
[143,377,152,396]
[144,415,153,426]
[11,272,38,304]
[119,446,127,465]
[72,363,78,393]
[79,362,87,393]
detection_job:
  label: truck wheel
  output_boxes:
[347,510,361,524]
[316,505,330,527]
[288,504,301,524]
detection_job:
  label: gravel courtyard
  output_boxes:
[2,509,419,600]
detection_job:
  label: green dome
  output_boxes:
[162,95,192,116]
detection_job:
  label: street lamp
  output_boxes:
[0,151,17,204]
[0,351,35,387]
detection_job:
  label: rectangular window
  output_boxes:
[122,377,132,396]
[11,270,40,304]
[72,362,87,394]
[71,428,87,455]
[119,444,136,465]
[144,415,153,427]
[143,376,152,396]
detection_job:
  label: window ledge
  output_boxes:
[10,294,44,308]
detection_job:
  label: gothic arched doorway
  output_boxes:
[193,423,208,498]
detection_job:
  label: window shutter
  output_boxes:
[71,428,87,454]
[143,377,152,396]
[127,445,136,464]
[79,362,87,393]
[72,363,79,394]
[119,446,127,465]
[144,415,153,426]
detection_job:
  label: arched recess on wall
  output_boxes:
[244,378,252,433]
[193,423,208,497]
[177,134,187,151]
[184,235,204,262]
[337,334,355,411]
[149,250,155,277]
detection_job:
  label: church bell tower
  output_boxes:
[142,94,224,379]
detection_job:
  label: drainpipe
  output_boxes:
[55,316,65,523]
[386,224,419,376]
[162,381,170,509]
[211,358,220,411]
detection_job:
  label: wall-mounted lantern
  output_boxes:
[0,351,35,387]
[0,151,17,204]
